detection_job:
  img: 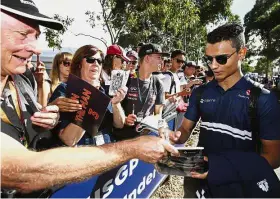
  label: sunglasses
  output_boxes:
[203,51,236,66]
[85,57,103,65]
[62,61,71,67]
[128,61,137,65]
[176,59,185,64]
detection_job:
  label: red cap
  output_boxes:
[106,44,130,62]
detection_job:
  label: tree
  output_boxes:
[244,0,280,76]
[253,57,273,76]
[193,0,234,25]
[44,14,74,50]
[241,61,254,74]
[86,0,235,63]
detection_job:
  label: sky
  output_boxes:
[34,0,256,53]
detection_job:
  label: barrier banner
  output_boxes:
[51,120,176,198]
[51,159,166,198]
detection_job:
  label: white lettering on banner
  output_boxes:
[115,165,128,185]
[102,179,113,199]
[146,173,153,185]
[123,169,157,199]
[94,159,139,198]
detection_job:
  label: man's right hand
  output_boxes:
[49,97,82,112]
[125,114,137,126]
[132,136,179,164]
[158,129,181,144]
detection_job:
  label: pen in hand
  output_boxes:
[132,104,135,115]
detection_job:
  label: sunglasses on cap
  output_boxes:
[62,61,71,67]
[176,58,185,64]
[85,57,103,65]
[128,61,137,65]
[203,51,237,66]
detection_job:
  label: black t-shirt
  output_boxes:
[112,75,164,140]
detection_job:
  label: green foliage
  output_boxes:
[244,0,280,73]
[86,0,234,62]
[43,14,74,50]
[241,61,254,74]
[253,57,273,76]
[193,0,234,25]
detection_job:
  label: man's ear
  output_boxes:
[239,47,247,60]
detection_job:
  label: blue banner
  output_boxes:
[51,119,176,198]
[51,160,166,198]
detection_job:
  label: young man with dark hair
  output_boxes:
[113,43,168,140]
[163,49,188,99]
[170,23,280,197]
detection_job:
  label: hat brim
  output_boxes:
[154,52,170,57]
[121,54,131,62]
[0,5,63,30]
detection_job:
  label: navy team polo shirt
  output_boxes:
[185,77,280,155]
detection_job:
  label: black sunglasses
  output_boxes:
[176,59,185,64]
[62,61,71,67]
[128,61,137,65]
[203,51,237,66]
[85,57,103,65]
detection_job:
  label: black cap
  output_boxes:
[137,42,144,47]
[0,0,63,30]
[187,61,197,67]
[138,43,170,58]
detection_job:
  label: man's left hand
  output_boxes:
[30,105,60,129]
[191,156,208,179]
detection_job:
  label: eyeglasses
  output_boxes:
[203,51,237,66]
[62,61,71,67]
[85,57,103,65]
[128,61,137,65]
[176,59,185,64]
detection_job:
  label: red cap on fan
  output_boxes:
[106,44,130,62]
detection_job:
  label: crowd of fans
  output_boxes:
[31,43,217,139]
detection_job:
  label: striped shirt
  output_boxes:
[185,77,280,154]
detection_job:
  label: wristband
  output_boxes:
[158,119,168,128]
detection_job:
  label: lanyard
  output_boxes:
[136,72,152,105]
[1,78,28,147]
[0,81,21,124]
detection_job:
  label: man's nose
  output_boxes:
[24,37,41,55]
[210,58,219,70]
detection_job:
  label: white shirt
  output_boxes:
[162,71,181,94]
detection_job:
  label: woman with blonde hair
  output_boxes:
[50,52,73,93]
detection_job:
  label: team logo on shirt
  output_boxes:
[246,89,251,96]
[130,87,137,91]
[257,179,269,192]
[200,99,216,103]
[128,93,138,98]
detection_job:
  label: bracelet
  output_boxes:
[158,119,168,128]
